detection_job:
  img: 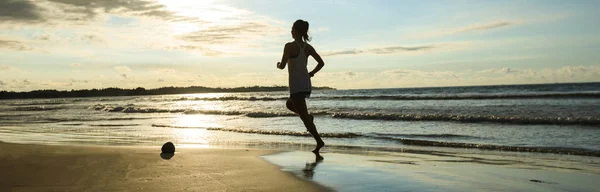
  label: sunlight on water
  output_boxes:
[175,128,210,144]
[172,98,230,112]
[165,115,223,146]
[172,114,222,128]
[181,93,229,99]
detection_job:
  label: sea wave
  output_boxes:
[41,117,157,123]
[153,92,600,102]
[150,125,361,138]
[205,128,362,138]
[91,104,184,113]
[331,113,600,126]
[89,124,140,127]
[371,133,481,139]
[92,104,299,117]
[322,92,600,100]
[171,96,288,101]
[6,101,67,106]
[90,104,600,125]
[381,137,600,157]
[13,106,64,111]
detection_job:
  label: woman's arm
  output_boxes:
[277,43,291,69]
[307,45,324,77]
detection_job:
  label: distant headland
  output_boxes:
[0,86,336,100]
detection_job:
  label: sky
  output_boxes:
[1,0,599,91]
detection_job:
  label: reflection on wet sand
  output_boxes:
[302,152,324,179]
[263,150,600,192]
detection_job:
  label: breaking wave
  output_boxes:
[371,133,481,139]
[89,124,140,127]
[383,137,600,157]
[91,104,600,126]
[321,92,600,100]
[6,101,67,106]
[91,104,299,118]
[171,96,288,101]
[156,92,600,102]
[12,106,64,111]
[331,113,600,126]
[206,128,362,138]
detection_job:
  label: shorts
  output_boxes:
[290,91,311,99]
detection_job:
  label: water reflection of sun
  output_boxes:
[174,115,220,128]
[171,115,221,148]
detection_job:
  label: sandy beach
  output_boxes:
[1,141,600,192]
[0,142,330,192]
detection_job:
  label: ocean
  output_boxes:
[1,82,599,157]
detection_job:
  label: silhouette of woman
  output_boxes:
[277,19,325,153]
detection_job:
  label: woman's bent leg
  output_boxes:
[290,97,324,153]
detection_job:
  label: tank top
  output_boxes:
[287,41,312,94]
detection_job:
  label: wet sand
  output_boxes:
[264,151,600,192]
[0,142,331,192]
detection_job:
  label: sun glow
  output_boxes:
[157,0,248,22]
[156,0,252,35]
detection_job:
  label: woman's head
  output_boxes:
[292,19,311,42]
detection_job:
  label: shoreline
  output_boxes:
[0,141,332,192]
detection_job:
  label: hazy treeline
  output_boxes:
[0,86,335,99]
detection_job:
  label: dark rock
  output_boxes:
[161,142,175,153]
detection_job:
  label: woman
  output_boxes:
[277,19,325,153]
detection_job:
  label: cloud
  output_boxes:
[408,21,514,39]
[69,79,88,84]
[150,68,178,75]
[0,0,196,24]
[45,0,187,21]
[114,65,131,73]
[164,45,222,56]
[0,0,42,22]
[322,50,364,56]
[323,45,437,56]
[457,22,511,33]
[0,39,31,51]
[177,22,278,44]
[0,65,15,71]
[1,1,284,56]
[382,69,414,75]
[114,65,131,78]
[369,45,435,54]
[81,34,104,42]
[34,34,52,41]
